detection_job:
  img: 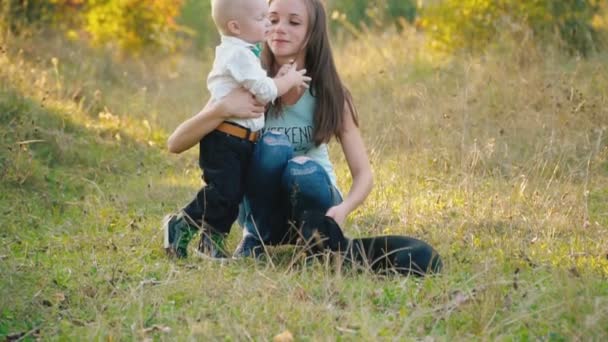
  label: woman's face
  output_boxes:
[267,0,309,62]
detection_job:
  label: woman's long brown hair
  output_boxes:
[262,0,358,146]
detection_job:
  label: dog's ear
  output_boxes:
[323,216,347,251]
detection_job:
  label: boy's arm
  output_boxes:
[273,68,308,97]
[224,49,308,103]
[274,61,311,97]
[224,49,278,104]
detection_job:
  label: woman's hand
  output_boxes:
[324,99,374,226]
[325,204,349,226]
[219,87,265,119]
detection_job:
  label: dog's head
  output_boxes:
[297,210,347,254]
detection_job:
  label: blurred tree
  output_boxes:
[420,0,603,55]
[1,0,184,55]
[387,0,417,24]
[3,0,604,57]
[327,0,417,32]
[1,0,57,33]
[329,0,368,28]
[85,0,184,53]
[176,0,218,53]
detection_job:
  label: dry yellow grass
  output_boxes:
[1,27,607,339]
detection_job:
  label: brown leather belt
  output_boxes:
[215,121,259,142]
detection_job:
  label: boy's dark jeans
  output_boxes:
[183,130,254,235]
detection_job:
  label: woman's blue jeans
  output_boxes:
[238,131,342,245]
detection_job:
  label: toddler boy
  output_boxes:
[163,0,309,259]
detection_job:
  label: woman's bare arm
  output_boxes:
[167,88,265,154]
[325,103,374,225]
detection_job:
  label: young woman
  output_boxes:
[167,0,373,258]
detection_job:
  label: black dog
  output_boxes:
[297,210,443,276]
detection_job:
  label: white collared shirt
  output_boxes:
[207,35,276,131]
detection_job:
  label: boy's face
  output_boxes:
[237,0,271,44]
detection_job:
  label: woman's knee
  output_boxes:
[282,157,333,200]
[253,131,294,171]
[283,157,325,183]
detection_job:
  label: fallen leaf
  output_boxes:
[54,292,66,303]
[191,322,207,336]
[141,325,172,334]
[336,326,358,334]
[273,330,293,342]
[292,286,310,302]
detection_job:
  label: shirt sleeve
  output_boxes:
[223,48,278,104]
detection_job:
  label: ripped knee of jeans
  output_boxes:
[291,156,312,165]
[260,130,291,147]
[285,157,323,177]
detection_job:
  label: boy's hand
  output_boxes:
[276,61,294,77]
[283,66,311,90]
[272,60,311,96]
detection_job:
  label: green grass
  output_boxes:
[1,30,607,340]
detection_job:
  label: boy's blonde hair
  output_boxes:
[211,0,247,35]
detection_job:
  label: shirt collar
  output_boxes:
[221,35,255,48]
[221,35,262,58]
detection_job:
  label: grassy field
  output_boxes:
[1,28,607,340]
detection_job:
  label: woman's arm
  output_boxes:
[325,104,374,225]
[167,87,265,154]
